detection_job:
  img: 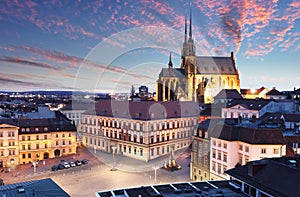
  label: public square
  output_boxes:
[1,146,192,197]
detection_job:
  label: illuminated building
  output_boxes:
[81,100,198,161]
[0,123,19,168]
[156,12,240,103]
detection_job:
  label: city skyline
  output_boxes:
[0,0,299,93]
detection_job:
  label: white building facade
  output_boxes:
[82,100,198,161]
[209,124,286,180]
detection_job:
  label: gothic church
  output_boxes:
[156,12,240,103]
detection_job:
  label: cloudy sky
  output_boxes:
[0,0,299,93]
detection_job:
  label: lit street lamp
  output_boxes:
[153,166,159,184]
[32,161,37,174]
[111,146,117,171]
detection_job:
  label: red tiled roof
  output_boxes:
[84,100,199,120]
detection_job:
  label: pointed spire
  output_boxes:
[189,7,192,38]
[168,52,173,68]
[184,16,187,43]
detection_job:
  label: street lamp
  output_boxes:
[153,165,159,184]
[10,159,15,176]
[111,146,117,171]
[32,161,37,174]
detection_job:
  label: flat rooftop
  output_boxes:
[96,180,247,197]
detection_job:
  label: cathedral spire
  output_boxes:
[189,7,192,38]
[168,52,173,68]
[184,16,187,43]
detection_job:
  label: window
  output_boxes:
[44,135,47,140]
[223,143,227,149]
[212,162,216,171]
[245,156,249,163]
[140,149,143,156]
[134,148,137,155]
[35,128,39,132]
[36,135,39,140]
[238,154,243,164]
[27,136,31,141]
[273,148,279,154]
[28,144,31,150]
[69,148,72,152]
[239,145,243,151]
[56,134,59,138]
[212,149,216,158]
[223,165,227,174]
[22,154,26,159]
[45,143,48,148]
[36,144,39,149]
[44,127,48,131]
[123,145,126,153]
[261,148,267,154]
[28,153,31,158]
[217,164,221,174]
[223,153,227,162]
[56,141,59,146]
[22,145,25,150]
[62,134,65,138]
[22,136,25,141]
[217,141,221,147]
[212,140,216,146]
[218,151,221,160]
[69,140,72,145]
[69,133,71,137]
[245,146,249,152]
[129,146,131,154]
[151,148,154,156]
[198,170,201,175]
[157,147,160,155]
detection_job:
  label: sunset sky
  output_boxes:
[0,0,299,93]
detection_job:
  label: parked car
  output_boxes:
[75,160,82,166]
[82,159,88,165]
[63,162,70,168]
[69,161,76,167]
[51,165,58,171]
[58,164,64,170]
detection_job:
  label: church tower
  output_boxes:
[181,9,196,69]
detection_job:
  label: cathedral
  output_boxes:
[156,12,240,103]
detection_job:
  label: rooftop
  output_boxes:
[0,178,70,197]
[84,100,199,120]
[226,156,300,197]
[96,180,246,197]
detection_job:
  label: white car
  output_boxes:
[63,162,70,168]
[69,161,76,167]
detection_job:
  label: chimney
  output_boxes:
[247,160,268,177]
[231,51,234,59]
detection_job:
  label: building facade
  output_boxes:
[0,111,77,165]
[82,100,198,161]
[190,120,211,181]
[0,124,19,168]
[156,13,240,103]
[210,124,286,180]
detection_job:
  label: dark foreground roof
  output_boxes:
[226,156,300,197]
[84,100,199,120]
[97,180,247,197]
[0,178,70,197]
